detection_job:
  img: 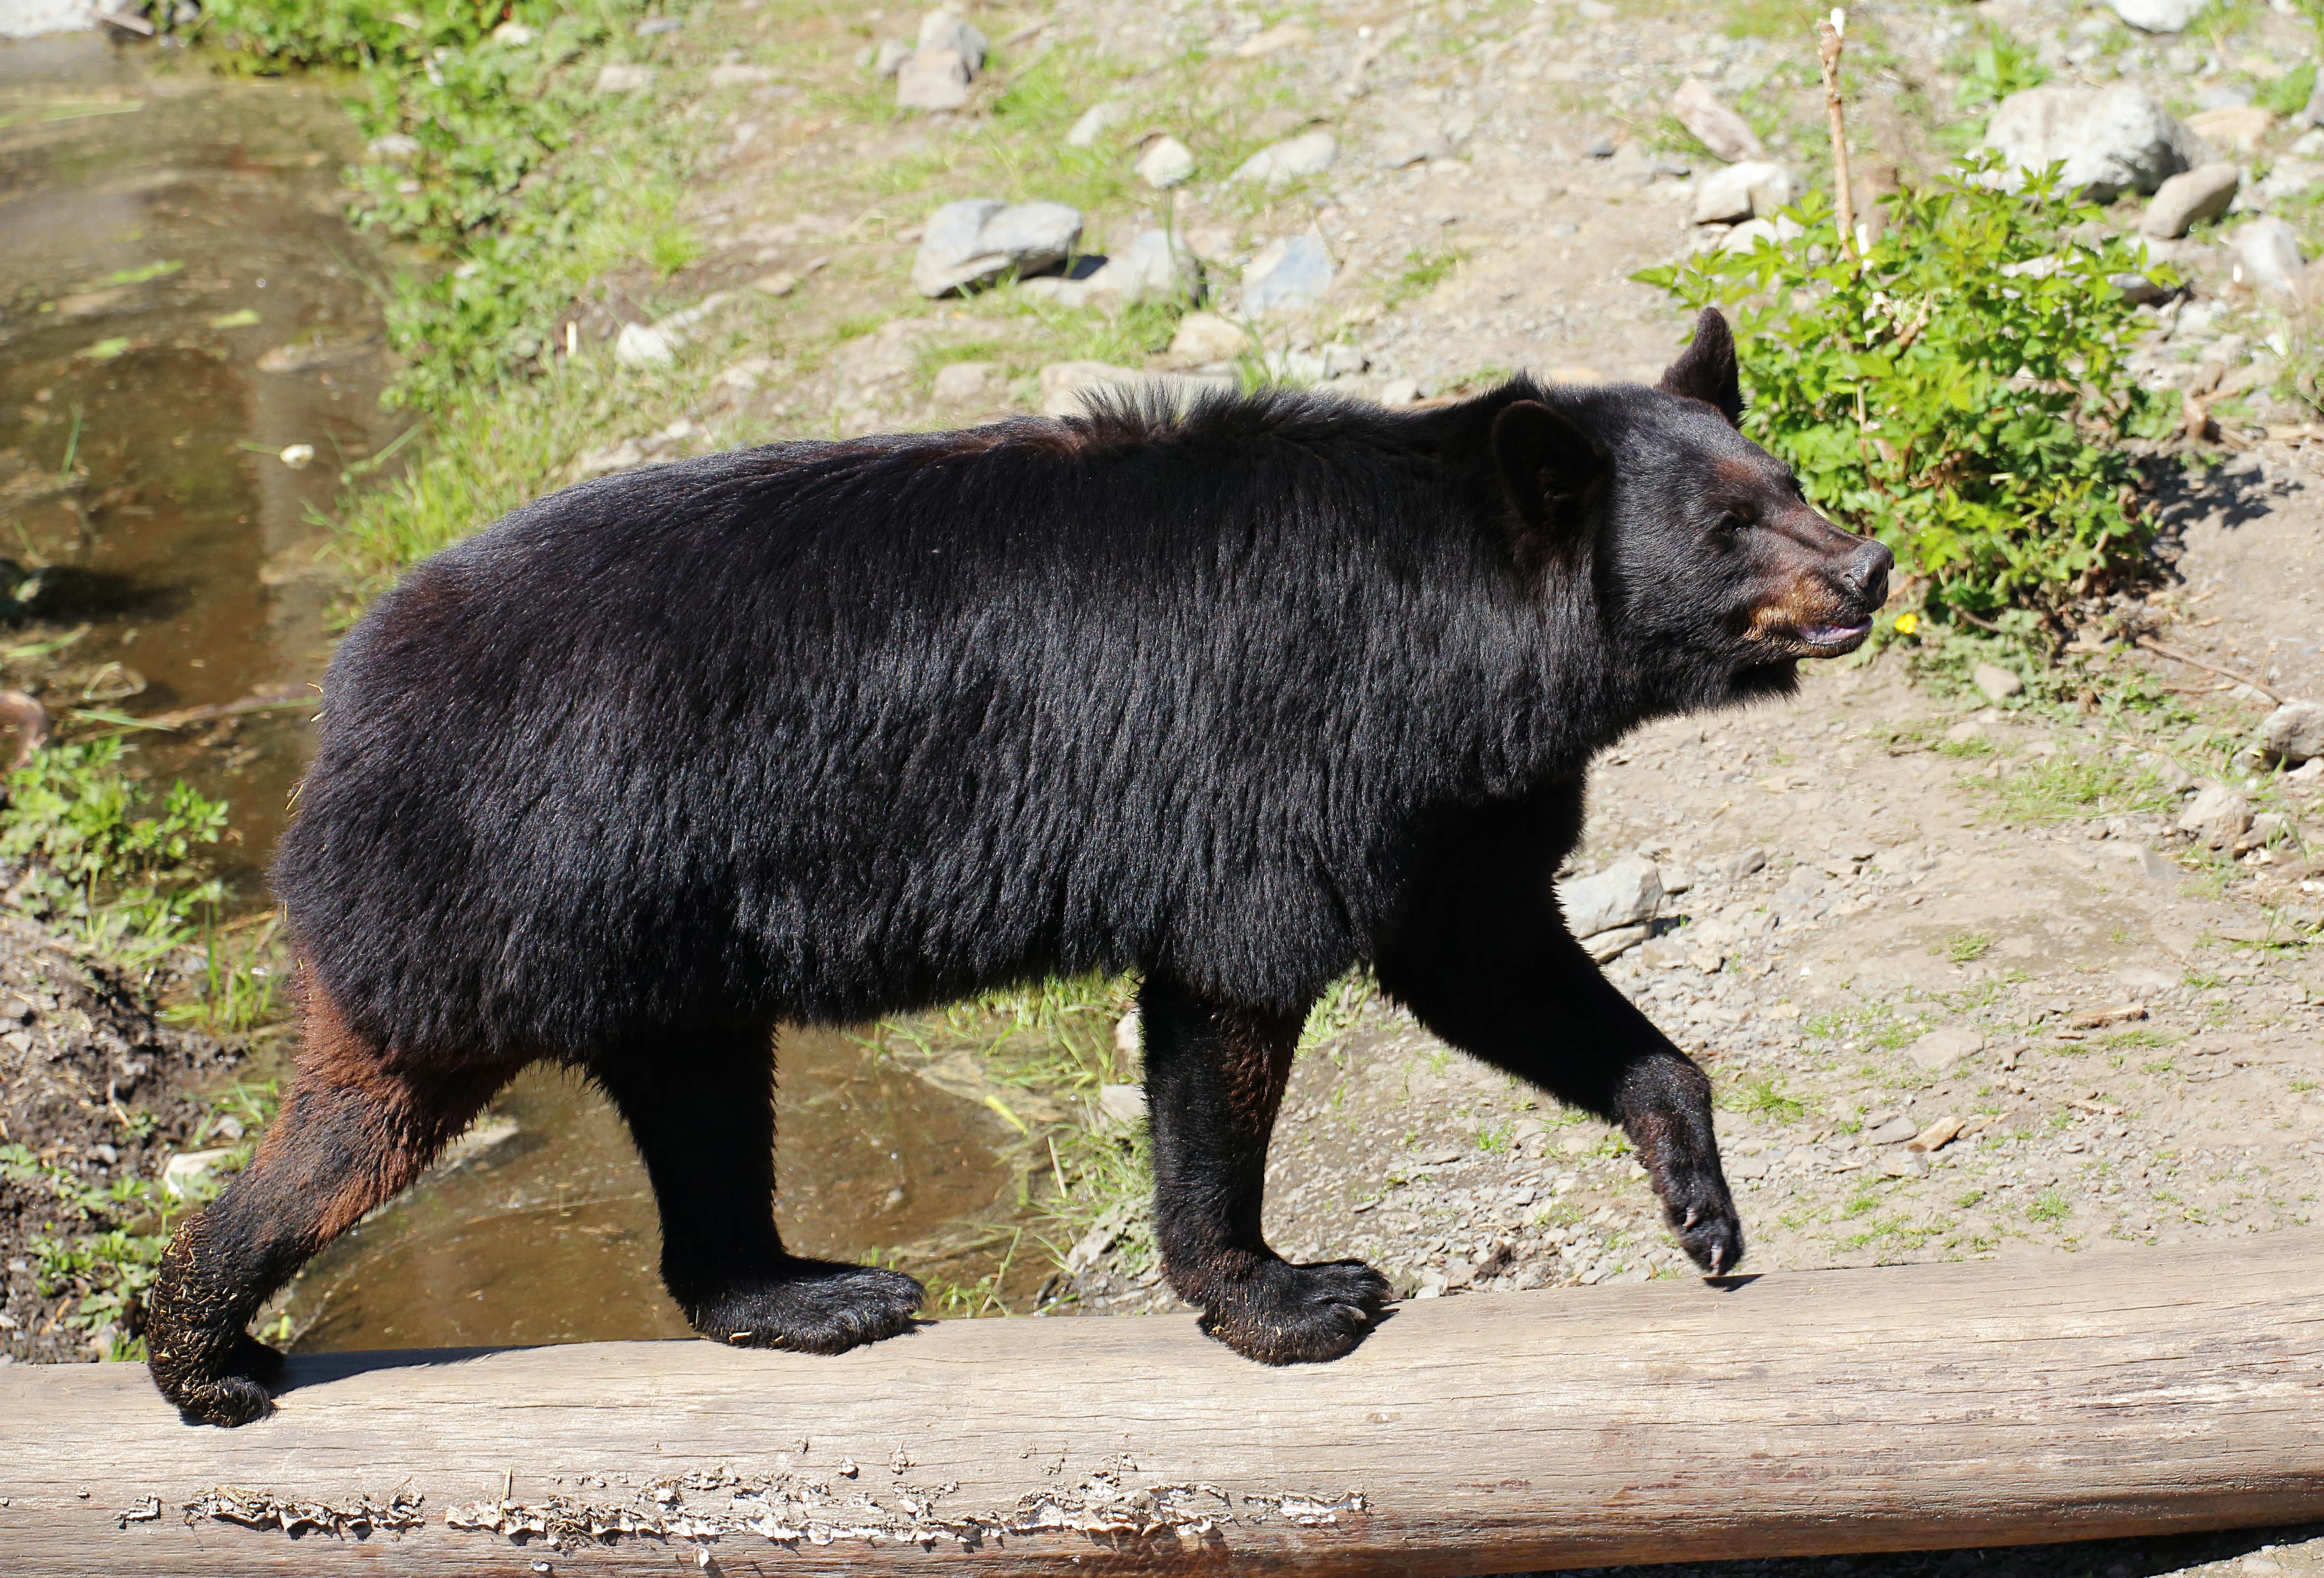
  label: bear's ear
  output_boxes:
[1491,398,1610,552]
[1658,307,1744,428]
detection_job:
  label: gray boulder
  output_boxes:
[2178,782,2254,849]
[2258,700,2324,763]
[1982,85,2195,201]
[2140,162,2239,239]
[1230,130,1338,185]
[1240,234,1334,315]
[1560,856,1663,940]
[2232,217,2305,299]
[2109,0,2204,30]
[1692,160,1796,225]
[911,199,1083,296]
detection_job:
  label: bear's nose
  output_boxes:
[1842,538,1893,606]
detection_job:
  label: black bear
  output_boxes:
[147,308,1888,1425]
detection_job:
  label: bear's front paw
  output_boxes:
[1194,1257,1390,1366]
[1661,1172,1745,1277]
[151,1333,285,1428]
[687,1258,925,1355]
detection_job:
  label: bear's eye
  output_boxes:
[1717,506,1756,533]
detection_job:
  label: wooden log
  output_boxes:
[4,1232,2320,1576]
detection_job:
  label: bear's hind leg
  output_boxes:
[597,1028,923,1354]
[146,984,516,1426]
[1141,978,1391,1365]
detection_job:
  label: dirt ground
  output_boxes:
[14,0,2324,1563]
[0,920,241,1365]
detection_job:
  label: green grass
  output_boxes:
[1728,1076,1807,1123]
[1944,932,1992,964]
[1978,757,2169,825]
[2028,1188,2073,1224]
[1382,246,1471,311]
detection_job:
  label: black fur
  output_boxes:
[146,309,1890,1423]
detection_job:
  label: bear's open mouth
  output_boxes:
[1793,619,1872,654]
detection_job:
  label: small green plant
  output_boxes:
[1383,246,1471,310]
[1950,26,2047,112]
[1945,931,1992,963]
[1638,155,2182,624]
[1730,1076,1807,1122]
[0,741,227,962]
[2028,1188,2072,1223]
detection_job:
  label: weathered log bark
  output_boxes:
[3,1232,2320,1576]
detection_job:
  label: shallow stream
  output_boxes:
[1,33,1043,1353]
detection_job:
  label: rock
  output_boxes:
[490,19,533,43]
[870,39,913,77]
[1560,855,1663,939]
[917,9,987,66]
[749,270,799,297]
[1866,1114,1921,1145]
[2186,104,2274,154]
[1879,1150,1930,1179]
[614,321,676,368]
[2141,162,2240,238]
[1378,376,1424,406]
[1982,86,2194,200]
[276,443,314,470]
[1691,161,1795,225]
[1907,1027,1985,1073]
[1717,214,1805,254]
[594,63,655,94]
[1671,79,1766,163]
[2233,218,2305,299]
[367,131,422,163]
[1094,1082,1147,1128]
[1240,234,1334,315]
[1909,1114,1963,1154]
[1230,130,1338,185]
[1584,923,1650,963]
[2108,0,2204,28]
[1134,136,1195,189]
[708,63,779,88]
[1722,846,1768,879]
[931,360,1000,404]
[1093,228,1199,305]
[911,198,1082,296]
[2239,812,2289,853]
[1972,662,2025,702]
[162,1147,236,1200]
[1065,101,1128,147]
[2133,844,2181,880]
[1233,20,1312,56]
[1376,126,1455,169]
[1163,310,1254,366]
[2177,782,2254,848]
[2258,700,2324,763]
[895,45,971,110]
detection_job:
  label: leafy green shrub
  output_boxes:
[0,740,227,962]
[196,0,682,409]
[1638,155,2182,625]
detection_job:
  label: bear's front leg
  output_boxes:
[1138,977,1392,1365]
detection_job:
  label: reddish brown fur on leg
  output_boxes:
[145,966,523,1425]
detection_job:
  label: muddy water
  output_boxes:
[0,31,398,894]
[282,1029,1029,1350]
[1,32,1051,1353]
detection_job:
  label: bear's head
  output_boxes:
[1491,307,1892,709]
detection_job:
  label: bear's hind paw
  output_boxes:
[1196,1256,1391,1366]
[689,1259,925,1355]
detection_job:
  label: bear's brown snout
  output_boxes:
[1749,514,1891,657]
